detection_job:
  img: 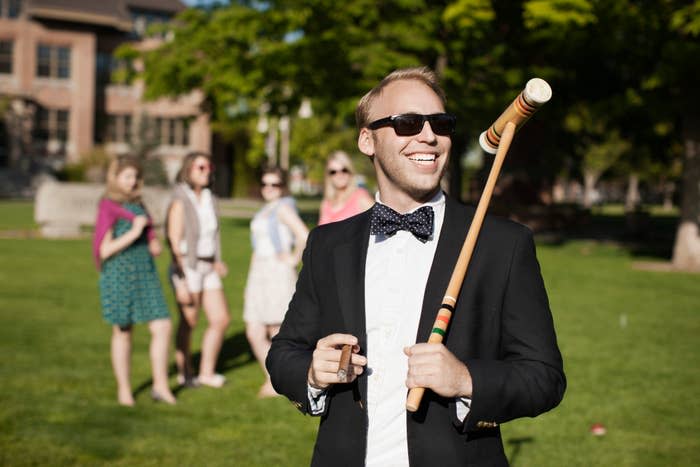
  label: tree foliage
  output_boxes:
[137,1,698,208]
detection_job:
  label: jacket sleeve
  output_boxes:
[462,226,566,432]
[266,229,323,414]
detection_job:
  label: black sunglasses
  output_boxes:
[367,113,456,136]
[328,168,351,176]
[261,182,282,188]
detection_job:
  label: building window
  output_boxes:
[8,0,21,18]
[56,109,69,141]
[161,117,189,146]
[182,119,189,146]
[139,116,161,145]
[0,40,12,74]
[0,0,22,18]
[106,115,117,142]
[36,44,71,79]
[123,115,132,143]
[167,118,177,145]
[35,108,69,143]
[153,117,162,144]
[130,9,172,38]
[0,119,8,167]
[106,114,133,143]
[95,52,113,85]
[139,116,190,147]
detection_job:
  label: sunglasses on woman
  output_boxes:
[195,163,212,172]
[367,113,456,136]
[328,168,351,176]
[261,181,282,188]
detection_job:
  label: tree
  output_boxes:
[663,1,700,269]
[136,4,306,194]
[137,0,698,260]
[139,1,459,191]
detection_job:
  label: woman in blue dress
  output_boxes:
[94,157,175,406]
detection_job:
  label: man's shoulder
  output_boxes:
[445,195,531,239]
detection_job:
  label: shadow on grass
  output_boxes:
[535,210,679,260]
[507,436,534,466]
[132,331,254,397]
[216,330,256,374]
[50,406,138,462]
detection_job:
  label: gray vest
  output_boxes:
[165,184,222,269]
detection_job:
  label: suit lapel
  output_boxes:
[333,212,371,347]
[333,212,371,407]
[416,196,473,343]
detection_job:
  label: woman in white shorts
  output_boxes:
[166,152,231,388]
[244,166,308,397]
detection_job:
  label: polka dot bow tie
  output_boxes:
[369,203,434,243]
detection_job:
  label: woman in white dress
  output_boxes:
[244,166,308,397]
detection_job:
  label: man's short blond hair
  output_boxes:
[355,66,447,130]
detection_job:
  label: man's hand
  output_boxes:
[404,343,472,398]
[308,334,367,390]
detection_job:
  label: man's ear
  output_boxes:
[358,128,375,157]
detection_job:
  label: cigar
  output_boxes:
[337,344,353,382]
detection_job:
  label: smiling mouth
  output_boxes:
[407,153,437,164]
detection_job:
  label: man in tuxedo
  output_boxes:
[267,67,565,467]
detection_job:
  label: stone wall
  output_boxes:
[34,181,170,238]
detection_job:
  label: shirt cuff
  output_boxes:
[307,384,328,415]
[455,397,471,422]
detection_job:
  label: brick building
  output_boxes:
[0,0,220,193]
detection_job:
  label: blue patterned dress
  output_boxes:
[98,202,170,326]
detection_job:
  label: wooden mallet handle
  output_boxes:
[406,78,552,413]
[406,121,518,412]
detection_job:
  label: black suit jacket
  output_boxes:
[267,195,565,467]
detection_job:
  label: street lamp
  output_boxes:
[257,98,312,170]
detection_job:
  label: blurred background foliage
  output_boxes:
[119,0,700,265]
[128,0,698,200]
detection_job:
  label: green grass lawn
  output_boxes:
[0,201,698,466]
[0,200,36,231]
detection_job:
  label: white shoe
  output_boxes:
[197,373,226,388]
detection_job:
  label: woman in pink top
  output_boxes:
[318,150,374,225]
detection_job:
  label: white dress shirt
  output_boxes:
[363,190,445,466]
[308,190,470,466]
